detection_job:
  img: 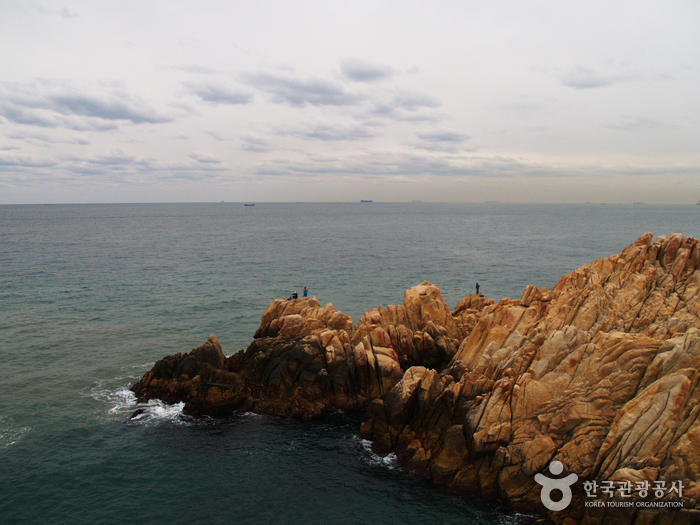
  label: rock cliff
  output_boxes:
[132,232,700,524]
[361,233,700,524]
[132,285,485,418]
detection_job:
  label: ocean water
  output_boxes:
[1,202,699,525]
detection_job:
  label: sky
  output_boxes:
[1,0,699,204]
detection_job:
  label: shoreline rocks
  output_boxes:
[361,233,700,524]
[132,232,700,524]
[131,281,479,418]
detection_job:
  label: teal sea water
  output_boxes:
[2,202,699,525]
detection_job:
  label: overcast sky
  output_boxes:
[1,1,699,204]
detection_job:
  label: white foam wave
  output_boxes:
[359,437,400,470]
[107,387,138,414]
[0,415,31,448]
[89,380,137,412]
[89,378,188,426]
[240,411,264,418]
[131,399,187,425]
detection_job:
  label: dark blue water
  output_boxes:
[1,202,698,524]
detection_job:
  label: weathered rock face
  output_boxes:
[253,297,353,339]
[350,282,487,372]
[131,335,247,416]
[132,233,700,523]
[132,282,475,418]
[361,233,700,524]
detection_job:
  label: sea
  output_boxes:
[1,202,699,525]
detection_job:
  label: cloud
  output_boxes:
[57,7,79,19]
[340,59,397,83]
[366,90,443,122]
[253,150,561,180]
[605,116,669,131]
[0,153,58,168]
[561,66,638,89]
[54,93,169,122]
[392,91,441,111]
[78,149,142,167]
[0,81,172,130]
[242,136,271,153]
[246,72,360,107]
[202,130,231,141]
[1,149,232,185]
[277,123,375,141]
[413,129,473,152]
[416,130,471,143]
[187,151,222,164]
[0,103,64,128]
[8,131,90,146]
[186,82,254,105]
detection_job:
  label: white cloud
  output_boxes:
[0,1,698,203]
[0,81,172,131]
[276,123,375,142]
[186,82,254,105]
[561,66,639,89]
[246,72,361,107]
[340,59,397,83]
[188,151,223,164]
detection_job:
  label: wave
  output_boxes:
[357,437,400,470]
[239,411,265,418]
[89,378,189,427]
[0,415,31,448]
[127,398,187,426]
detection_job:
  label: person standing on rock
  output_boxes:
[476,282,480,295]
[292,291,298,299]
[303,286,308,297]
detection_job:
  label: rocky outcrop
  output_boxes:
[131,335,248,416]
[132,232,700,524]
[253,297,353,339]
[132,282,475,418]
[361,233,700,524]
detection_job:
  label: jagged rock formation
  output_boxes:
[361,233,700,524]
[132,232,700,524]
[132,285,488,418]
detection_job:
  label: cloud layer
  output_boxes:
[1,1,698,203]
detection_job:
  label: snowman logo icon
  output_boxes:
[534,461,578,511]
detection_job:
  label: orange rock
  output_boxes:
[362,233,700,524]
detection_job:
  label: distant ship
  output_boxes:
[360,199,373,203]
[244,203,255,206]
[697,200,700,206]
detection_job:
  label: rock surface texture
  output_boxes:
[132,233,700,524]
[132,285,480,418]
[361,233,700,524]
